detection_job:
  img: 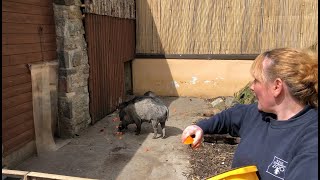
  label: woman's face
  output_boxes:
[250,57,278,113]
[250,78,275,113]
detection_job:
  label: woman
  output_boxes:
[181,48,318,179]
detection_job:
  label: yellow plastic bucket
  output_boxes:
[206,165,259,180]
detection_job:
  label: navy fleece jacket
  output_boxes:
[196,103,318,180]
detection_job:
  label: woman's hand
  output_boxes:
[181,125,204,149]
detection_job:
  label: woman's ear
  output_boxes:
[273,78,283,97]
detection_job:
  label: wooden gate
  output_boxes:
[84,14,135,123]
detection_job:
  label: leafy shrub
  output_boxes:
[234,82,257,104]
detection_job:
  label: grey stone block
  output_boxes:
[210,98,224,108]
[57,36,86,51]
[58,76,73,93]
[57,51,72,68]
[72,87,88,94]
[79,64,90,74]
[67,20,85,36]
[56,37,78,51]
[58,97,73,119]
[54,19,66,37]
[59,68,77,77]
[54,19,84,37]
[57,117,74,138]
[81,52,89,64]
[53,5,70,19]
[72,57,81,67]
[68,6,83,19]
[57,50,84,68]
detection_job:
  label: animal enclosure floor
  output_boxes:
[14,97,236,180]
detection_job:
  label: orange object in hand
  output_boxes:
[184,135,195,144]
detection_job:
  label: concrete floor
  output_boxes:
[15,97,211,180]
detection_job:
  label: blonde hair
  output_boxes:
[250,48,318,108]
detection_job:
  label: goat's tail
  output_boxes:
[166,107,169,121]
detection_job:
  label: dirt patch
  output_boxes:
[185,142,237,179]
[182,97,240,180]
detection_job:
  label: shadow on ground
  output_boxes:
[14,97,211,180]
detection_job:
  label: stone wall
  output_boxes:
[53,0,91,137]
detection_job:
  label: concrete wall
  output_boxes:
[132,59,253,98]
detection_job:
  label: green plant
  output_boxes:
[234,82,257,104]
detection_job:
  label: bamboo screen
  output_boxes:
[136,0,318,54]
